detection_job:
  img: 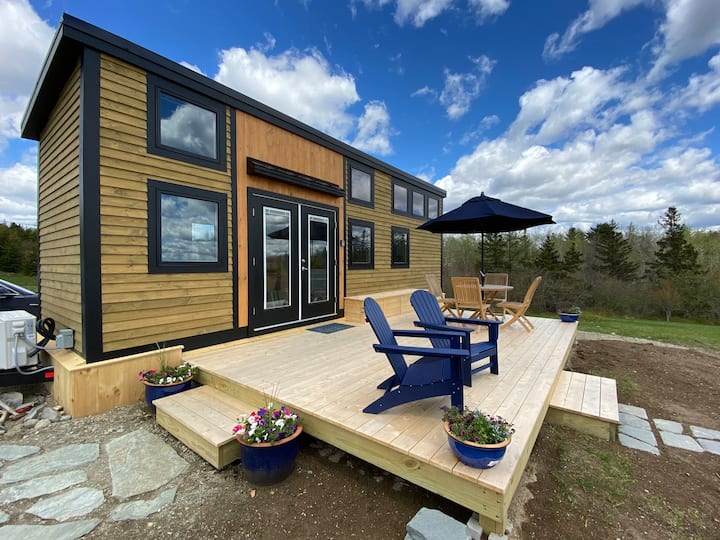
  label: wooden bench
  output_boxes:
[546,370,620,441]
[155,385,254,469]
[344,288,417,323]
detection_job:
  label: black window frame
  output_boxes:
[147,179,228,274]
[412,190,426,217]
[348,218,375,270]
[427,196,440,219]
[391,226,410,268]
[147,75,227,171]
[392,181,409,214]
[348,161,374,208]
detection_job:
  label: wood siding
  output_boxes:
[38,62,83,353]
[346,169,441,296]
[235,110,345,322]
[98,55,234,352]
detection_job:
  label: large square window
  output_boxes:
[348,218,374,269]
[393,183,408,213]
[391,227,410,268]
[147,76,226,170]
[148,180,228,273]
[348,162,374,207]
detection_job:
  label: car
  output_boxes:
[0,279,40,319]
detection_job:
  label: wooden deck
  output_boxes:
[179,312,578,534]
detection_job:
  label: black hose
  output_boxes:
[28,317,56,358]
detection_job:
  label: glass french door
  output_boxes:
[248,192,337,332]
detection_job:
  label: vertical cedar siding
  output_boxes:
[98,55,234,352]
[38,61,84,353]
[345,168,441,296]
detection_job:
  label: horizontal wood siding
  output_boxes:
[346,169,441,296]
[235,110,345,322]
[38,61,83,353]
[98,55,234,352]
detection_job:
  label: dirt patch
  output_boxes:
[1,338,719,539]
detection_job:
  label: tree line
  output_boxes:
[0,222,37,276]
[442,207,720,322]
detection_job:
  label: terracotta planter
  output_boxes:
[142,379,193,413]
[236,426,303,485]
[444,421,511,469]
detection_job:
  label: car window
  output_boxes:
[0,284,18,296]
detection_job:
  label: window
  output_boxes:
[147,75,226,170]
[148,180,228,273]
[391,227,409,268]
[412,191,425,216]
[348,218,374,269]
[348,162,374,207]
[428,197,439,219]
[393,183,408,213]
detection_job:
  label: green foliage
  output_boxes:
[441,405,514,444]
[0,272,38,291]
[585,221,638,280]
[651,207,702,278]
[0,223,37,276]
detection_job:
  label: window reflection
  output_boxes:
[264,208,291,309]
[160,92,217,159]
[350,167,372,202]
[309,217,329,303]
[160,194,219,262]
[351,224,372,265]
[394,184,408,212]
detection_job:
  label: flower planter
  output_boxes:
[142,379,193,413]
[236,426,303,485]
[444,422,511,469]
[559,313,580,323]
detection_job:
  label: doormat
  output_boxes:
[307,323,354,334]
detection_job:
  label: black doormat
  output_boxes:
[307,323,354,334]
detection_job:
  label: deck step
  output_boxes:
[154,385,255,469]
[546,371,620,441]
[344,288,417,323]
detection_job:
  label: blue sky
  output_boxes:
[1,0,719,232]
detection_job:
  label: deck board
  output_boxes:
[184,313,577,533]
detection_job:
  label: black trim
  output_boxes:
[147,74,227,171]
[78,48,103,362]
[147,180,228,273]
[247,157,344,197]
[348,218,374,270]
[21,14,445,199]
[391,226,410,268]
[230,113,239,330]
[347,160,374,208]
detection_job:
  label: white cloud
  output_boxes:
[0,162,38,227]
[668,52,720,112]
[543,0,650,60]
[467,0,510,20]
[355,0,509,27]
[352,101,395,155]
[649,0,720,80]
[439,55,496,119]
[214,39,361,140]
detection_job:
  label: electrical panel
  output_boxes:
[0,310,37,370]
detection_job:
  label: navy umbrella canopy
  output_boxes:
[418,192,555,274]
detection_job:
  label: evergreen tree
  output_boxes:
[585,221,638,280]
[651,207,702,278]
[535,235,563,275]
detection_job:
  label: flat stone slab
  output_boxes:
[618,424,657,447]
[25,487,104,521]
[0,445,40,461]
[106,428,188,498]
[690,425,720,440]
[108,487,177,521]
[0,444,99,484]
[406,507,468,540]
[619,412,651,431]
[0,519,100,540]
[653,418,683,433]
[618,403,648,419]
[0,510,8,524]
[619,433,660,455]
[658,432,704,452]
[0,470,87,504]
[697,438,720,455]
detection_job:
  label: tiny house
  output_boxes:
[22,15,444,363]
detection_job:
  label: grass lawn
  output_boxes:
[0,272,38,291]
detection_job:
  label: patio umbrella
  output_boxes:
[417,192,555,274]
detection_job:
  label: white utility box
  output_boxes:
[0,310,37,370]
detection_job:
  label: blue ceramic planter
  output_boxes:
[237,426,302,485]
[143,379,193,413]
[559,313,580,323]
[445,423,510,469]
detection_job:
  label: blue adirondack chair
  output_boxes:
[363,297,469,414]
[410,289,500,385]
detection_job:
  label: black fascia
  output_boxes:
[247,158,345,198]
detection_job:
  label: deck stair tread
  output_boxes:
[154,385,256,469]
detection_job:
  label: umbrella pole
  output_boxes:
[480,233,485,284]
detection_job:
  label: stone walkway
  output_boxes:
[0,428,188,539]
[618,403,720,456]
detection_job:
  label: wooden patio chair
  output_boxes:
[425,273,456,316]
[483,272,509,319]
[451,276,490,320]
[497,276,543,331]
[362,297,468,414]
[410,289,500,384]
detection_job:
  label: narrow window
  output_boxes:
[348,162,374,207]
[428,197,439,219]
[348,219,374,269]
[412,191,425,217]
[393,183,408,213]
[391,227,410,268]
